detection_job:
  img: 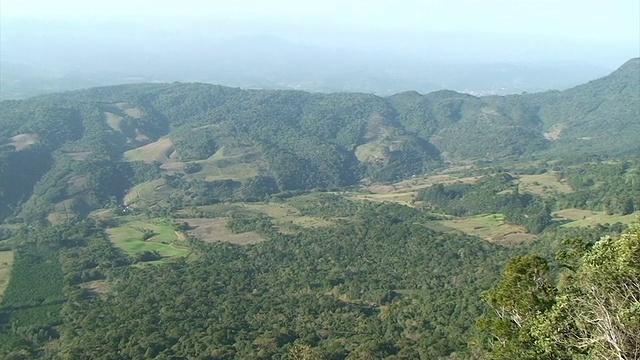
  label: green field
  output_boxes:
[106,217,189,258]
[0,250,14,298]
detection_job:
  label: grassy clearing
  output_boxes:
[187,162,259,181]
[115,102,143,118]
[123,137,175,164]
[236,203,336,229]
[124,179,168,207]
[47,198,89,225]
[106,217,189,258]
[65,151,93,161]
[243,203,300,218]
[183,202,336,232]
[0,250,15,298]
[182,218,265,245]
[345,174,479,207]
[183,146,263,181]
[554,209,640,227]
[349,192,416,207]
[517,172,573,196]
[435,214,535,245]
[104,112,124,132]
[355,141,390,162]
[9,133,38,151]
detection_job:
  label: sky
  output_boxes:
[2,0,638,42]
[0,0,638,95]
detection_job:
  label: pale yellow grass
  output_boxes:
[183,218,265,245]
[124,137,175,164]
[555,209,640,227]
[9,133,37,151]
[115,102,143,118]
[124,179,166,206]
[243,203,335,228]
[66,151,93,161]
[350,174,479,207]
[104,112,124,132]
[0,250,15,297]
[517,172,573,196]
[437,214,535,245]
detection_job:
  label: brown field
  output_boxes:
[182,218,265,245]
[9,133,38,151]
[0,250,15,297]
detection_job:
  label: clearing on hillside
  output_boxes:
[182,218,265,245]
[47,197,92,225]
[123,137,176,164]
[80,280,108,298]
[123,179,172,208]
[435,214,535,245]
[183,146,264,181]
[9,133,38,151]
[106,217,189,258]
[554,209,640,227]
[115,102,143,118]
[184,202,338,231]
[517,172,573,196]
[348,174,479,207]
[544,123,566,140]
[104,112,124,132]
[65,151,93,161]
[0,250,15,298]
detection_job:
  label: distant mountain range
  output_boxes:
[1,31,616,99]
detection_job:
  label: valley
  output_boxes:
[0,59,638,359]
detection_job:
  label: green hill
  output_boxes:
[0,58,637,223]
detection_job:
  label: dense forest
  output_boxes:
[0,59,638,359]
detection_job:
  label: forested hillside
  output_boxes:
[0,58,637,224]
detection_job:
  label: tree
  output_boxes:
[476,223,640,359]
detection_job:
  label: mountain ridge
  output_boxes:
[0,58,638,223]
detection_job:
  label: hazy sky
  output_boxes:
[1,0,638,93]
[2,0,639,43]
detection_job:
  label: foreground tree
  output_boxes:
[476,223,640,359]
